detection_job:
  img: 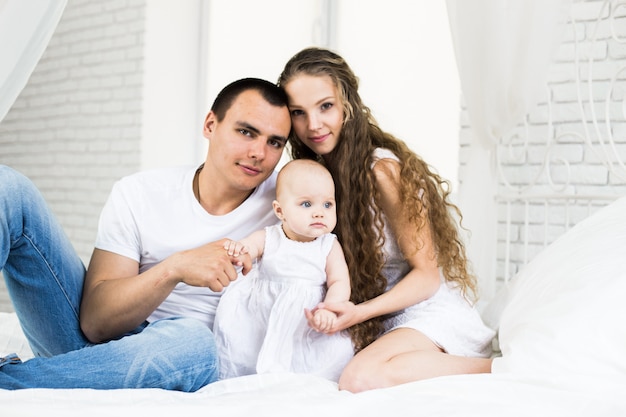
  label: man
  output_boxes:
[0,78,291,390]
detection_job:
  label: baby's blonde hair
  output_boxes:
[276,159,334,201]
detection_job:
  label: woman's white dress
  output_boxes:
[213,225,354,382]
[374,148,495,357]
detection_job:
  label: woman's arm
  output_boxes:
[313,158,441,332]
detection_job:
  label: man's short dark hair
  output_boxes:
[210,78,288,121]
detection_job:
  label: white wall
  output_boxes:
[141,0,203,170]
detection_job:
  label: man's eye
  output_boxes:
[268,139,285,149]
[238,129,252,137]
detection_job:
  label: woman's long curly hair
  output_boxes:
[278,47,477,352]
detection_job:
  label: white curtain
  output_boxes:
[445,0,571,300]
[0,0,67,124]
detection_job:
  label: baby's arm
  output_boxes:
[311,239,351,332]
[223,229,266,274]
[323,239,351,303]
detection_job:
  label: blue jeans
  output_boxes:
[0,165,219,390]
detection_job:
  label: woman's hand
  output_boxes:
[305,301,359,334]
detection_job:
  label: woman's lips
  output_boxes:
[309,133,329,143]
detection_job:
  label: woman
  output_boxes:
[277,47,495,393]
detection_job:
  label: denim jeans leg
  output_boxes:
[0,317,220,391]
[0,165,89,357]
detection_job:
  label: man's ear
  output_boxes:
[203,111,216,140]
[272,200,283,219]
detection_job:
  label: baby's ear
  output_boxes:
[272,200,283,219]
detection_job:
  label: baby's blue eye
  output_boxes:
[324,202,333,209]
[301,201,312,208]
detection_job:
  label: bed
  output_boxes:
[2,193,626,416]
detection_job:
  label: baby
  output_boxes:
[213,159,354,382]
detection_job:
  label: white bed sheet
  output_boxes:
[2,367,625,416]
[1,312,625,417]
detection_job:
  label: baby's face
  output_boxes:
[275,177,337,242]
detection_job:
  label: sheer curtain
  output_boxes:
[0,0,66,124]
[445,0,571,300]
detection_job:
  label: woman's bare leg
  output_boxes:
[338,328,492,393]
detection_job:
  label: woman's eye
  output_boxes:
[290,109,304,117]
[321,102,333,111]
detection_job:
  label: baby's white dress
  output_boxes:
[213,225,354,382]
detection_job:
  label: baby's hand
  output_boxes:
[223,240,248,257]
[312,308,337,333]
[223,240,253,274]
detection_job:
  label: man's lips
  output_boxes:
[237,163,261,175]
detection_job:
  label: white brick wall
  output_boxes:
[458,0,626,284]
[0,0,146,311]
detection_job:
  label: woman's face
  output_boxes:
[283,74,344,156]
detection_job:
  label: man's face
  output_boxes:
[203,90,291,192]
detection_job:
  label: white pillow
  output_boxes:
[489,196,626,380]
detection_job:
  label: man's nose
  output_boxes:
[248,139,265,159]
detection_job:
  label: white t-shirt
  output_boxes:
[95,165,280,329]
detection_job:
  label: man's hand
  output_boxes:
[175,238,251,291]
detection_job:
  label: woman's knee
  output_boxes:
[338,358,382,393]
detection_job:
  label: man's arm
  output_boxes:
[80,239,248,343]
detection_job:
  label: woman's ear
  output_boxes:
[272,200,284,219]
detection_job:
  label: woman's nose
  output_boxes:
[308,114,322,131]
